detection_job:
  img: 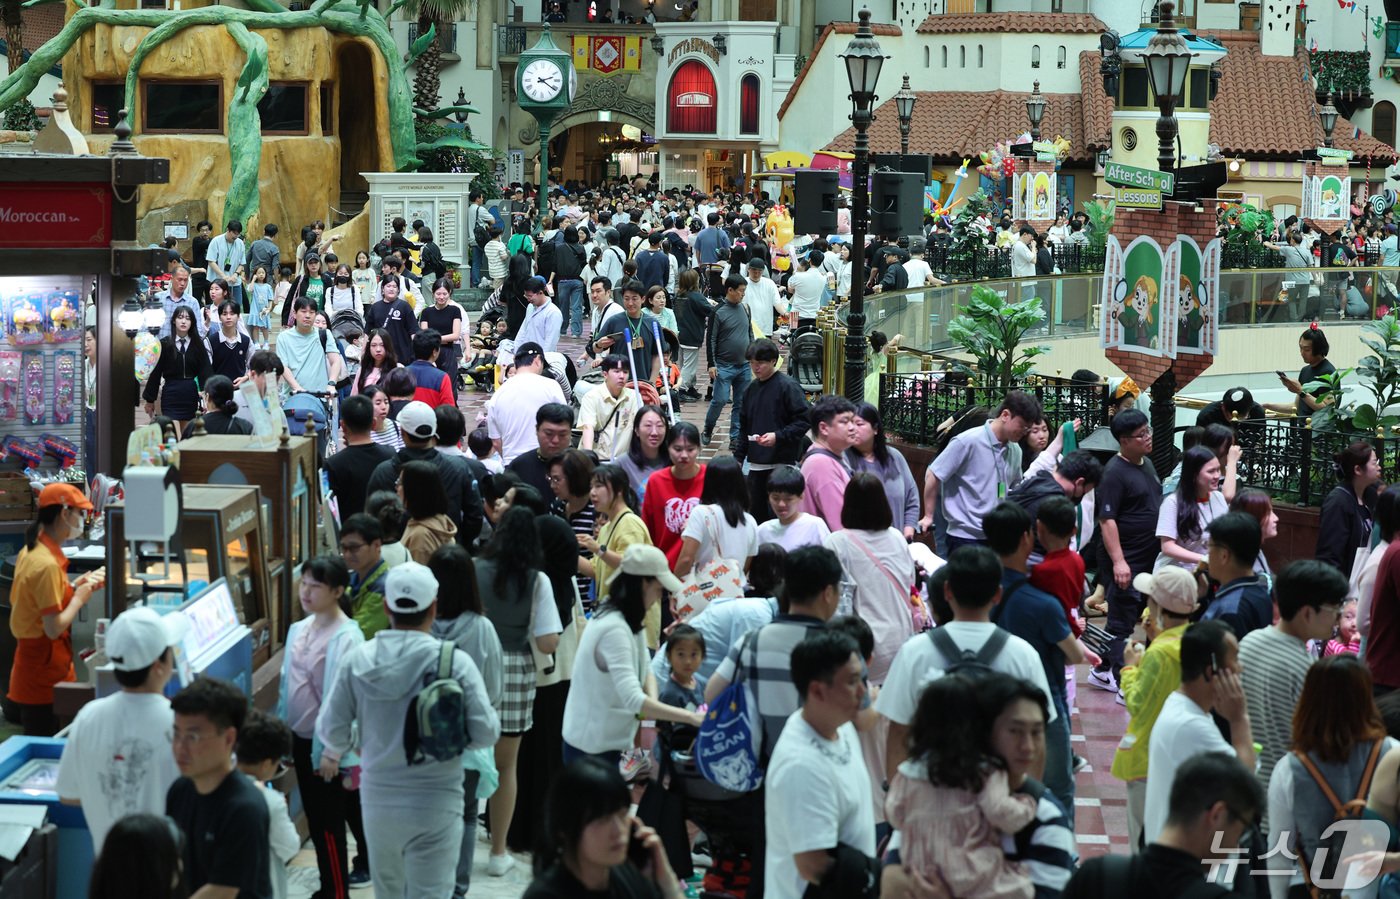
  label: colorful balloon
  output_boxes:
[133,332,160,381]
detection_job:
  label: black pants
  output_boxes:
[293,734,350,899]
[746,469,775,524]
[11,700,57,736]
[1103,579,1147,681]
[346,785,367,874]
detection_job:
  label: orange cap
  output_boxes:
[38,483,92,511]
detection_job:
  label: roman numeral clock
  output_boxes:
[516,25,577,223]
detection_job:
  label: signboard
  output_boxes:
[507,149,525,187]
[1101,233,1221,359]
[1302,173,1350,221]
[1114,187,1164,210]
[163,220,189,241]
[1317,147,1354,161]
[0,184,112,249]
[1104,162,1175,196]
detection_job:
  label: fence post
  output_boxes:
[1300,423,1312,507]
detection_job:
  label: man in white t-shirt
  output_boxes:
[487,342,566,463]
[875,544,1056,779]
[578,354,638,460]
[900,238,943,288]
[785,252,828,326]
[1144,618,1255,845]
[765,628,876,899]
[743,258,785,336]
[56,607,189,853]
[755,465,832,551]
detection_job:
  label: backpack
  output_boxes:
[537,233,560,275]
[1089,854,1233,899]
[927,626,1008,681]
[1293,739,1387,899]
[694,629,765,793]
[404,641,471,765]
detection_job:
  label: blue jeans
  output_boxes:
[1043,700,1074,828]
[704,361,751,446]
[557,279,585,337]
[230,280,245,314]
[469,245,483,290]
[454,768,481,899]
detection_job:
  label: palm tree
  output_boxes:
[3,0,22,76]
[401,0,474,118]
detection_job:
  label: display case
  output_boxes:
[173,434,317,647]
[102,484,273,663]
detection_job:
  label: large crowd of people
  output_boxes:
[43,181,1400,899]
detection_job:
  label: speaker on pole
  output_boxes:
[870,171,924,238]
[793,170,839,233]
[870,154,933,180]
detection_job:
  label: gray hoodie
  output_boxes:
[430,611,504,709]
[318,629,501,814]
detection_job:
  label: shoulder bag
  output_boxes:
[675,507,745,621]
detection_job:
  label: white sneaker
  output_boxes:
[486,853,515,877]
[1116,689,1126,706]
[1087,668,1118,692]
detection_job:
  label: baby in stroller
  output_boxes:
[465,313,503,392]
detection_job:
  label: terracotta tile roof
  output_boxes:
[1208,35,1396,164]
[821,89,1095,163]
[917,12,1107,35]
[778,21,903,121]
[19,6,64,57]
[1078,49,1113,151]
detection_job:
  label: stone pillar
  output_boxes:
[798,0,816,59]
[1303,159,1348,236]
[476,0,495,70]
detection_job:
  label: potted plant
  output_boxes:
[946,285,1050,394]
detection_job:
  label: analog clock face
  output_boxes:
[521,60,564,103]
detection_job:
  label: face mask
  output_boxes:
[337,277,350,284]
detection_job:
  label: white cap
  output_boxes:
[607,544,683,593]
[386,561,438,613]
[106,607,190,671]
[395,401,437,441]
[1133,568,1200,616]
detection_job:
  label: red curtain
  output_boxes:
[668,61,717,134]
[739,74,759,135]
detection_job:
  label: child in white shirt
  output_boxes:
[755,465,832,551]
[235,711,302,899]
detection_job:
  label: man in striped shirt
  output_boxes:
[1237,559,1348,828]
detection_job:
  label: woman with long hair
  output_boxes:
[326,263,358,316]
[617,405,670,502]
[1266,654,1395,893]
[276,556,364,899]
[1230,488,1281,588]
[1317,440,1382,573]
[848,402,921,540]
[561,546,704,766]
[8,485,100,735]
[199,374,252,436]
[359,385,403,452]
[523,758,684,898]
[504,249,536,339]
[354,328,400,395]
[286,253,333,326]
[1156,445,1229,570]
[397,460,456,563]
[88,813,188,899]
[142,305,211,438]
[549,449,598,604]
[351,250,377,314]
[420,277,464,400]
[673,454,757,579]
[477,506,563,878]
[639,421,705,646]
[580,464,650,605]
[427,543,503,895]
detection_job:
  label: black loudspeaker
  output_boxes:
[793,170,839,233]
[870,154,933,180]
[871,171,925,238]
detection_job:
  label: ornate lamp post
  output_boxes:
[894,74,916,157]
[840,7,887,404]
[1141,1,1194,174]
[1025,79,1046,142]
[1319,91,1339,148]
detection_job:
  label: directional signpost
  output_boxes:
[1104,161,1175,197]
[1113,186,1164,210]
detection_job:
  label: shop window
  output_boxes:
[142,81,222,133]
[258,82,310,135]
[1376,101,1397,149]
[1031,45,1040,69]
[667,60,717,134]
[91,81,123,132]
[320,83,334,135]
[739,74,760,135]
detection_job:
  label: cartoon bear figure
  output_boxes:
[1176,275,1204,349]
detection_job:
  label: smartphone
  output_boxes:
[1276,370,1288,379]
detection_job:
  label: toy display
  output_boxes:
[7,294,44,346]
[23,353,44,425]
[45,291,82,343]
[0,352,19,422]
[53,351,75,424]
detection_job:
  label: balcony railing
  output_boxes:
[407,21,457,55]
[499,24,527,57]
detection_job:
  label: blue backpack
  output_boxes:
[694,629,766,793]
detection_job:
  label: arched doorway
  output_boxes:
[336,41,378,196]
[546,111,655,186]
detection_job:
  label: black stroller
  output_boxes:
[789,326,825,396]
[640,723,762,898]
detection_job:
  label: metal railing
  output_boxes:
[498,24,527,56]
[878,372,1109,448]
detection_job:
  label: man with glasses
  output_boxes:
[1199,512,1272,641]
[339,513,392,639]
[166,677,272,899]
[507,402,575,497]
[56,606,187,854]
[1089,408,1163,698]
[1142,620,1256,848]
[515,275,562,353]
[1237,560,1349,828]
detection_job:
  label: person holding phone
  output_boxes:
[523,757,686,899]
[1264,327,1336,417]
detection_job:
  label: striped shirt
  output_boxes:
[712,615,826,761]
[1238,625,1313,830]
[550,498,598,610]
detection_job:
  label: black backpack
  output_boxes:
[474,218,490,249]
[927,626,1007,680]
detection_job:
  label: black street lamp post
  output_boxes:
[840,7,887,404]
[895,74,916,157]
[1025,79,1046,142]
[1141,0,1193,174]
[1319,91,1339,148]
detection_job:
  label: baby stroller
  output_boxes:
[640,723,760,898]
[789,326,825,396]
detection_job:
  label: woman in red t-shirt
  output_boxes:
[640,421,706,570]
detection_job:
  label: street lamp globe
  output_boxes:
[1142,1,1193,106]
[895,74,916,156]
[1319,91,1339,148]
[1025,79,1047,142]
[841,8,887,116]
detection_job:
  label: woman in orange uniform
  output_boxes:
[8,484,103,735]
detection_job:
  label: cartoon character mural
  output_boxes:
[1102,233,1221,360]
[1030,172,1054,221]
[1303,173,1351,222]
